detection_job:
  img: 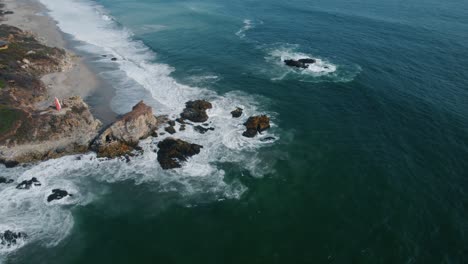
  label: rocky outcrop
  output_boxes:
[180,100,212,123]
[0,230,27,248]
[231,107,243,118]
[0,25,100,166]
[242,115,271,138]
[0,97,102,165]
[284,58,316,69]
[92,101,158,158]
[157,138,202,170]
[47,189,71,202]
[16,177,41,190]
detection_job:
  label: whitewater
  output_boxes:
[0,0,278,258]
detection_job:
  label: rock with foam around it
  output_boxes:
[157,138,202,170]
[242,115,271,138]
[92,101,159,158]
[180,100,212,123]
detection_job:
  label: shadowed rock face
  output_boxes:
[92,101,158,158]
[157,138,202,170]
[243,115,271,138]
[180,100,212,123]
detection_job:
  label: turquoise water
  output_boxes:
[2,0,468,263]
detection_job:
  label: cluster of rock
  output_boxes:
[0,25,273,172]
[0,230,26,248]
[284,58,316,69]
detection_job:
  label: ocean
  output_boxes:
[1,0,468,263]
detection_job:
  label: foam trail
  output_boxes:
[236,19,253,38]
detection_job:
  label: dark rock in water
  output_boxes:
[0,10,14,15]
[243,115,271,138]
[180,124,186,131]
[175,118,186,124]
[284,59,307,69]
[16,177,41,190]
[202,123,209,127]
[47,189,71,202]
[231,107,243,118]
[0,177,13,184]
[111,57,117,61]
[260,136,276,142]
[180,100,212,123]
[0,230,27,247]
[151,131,158,137]
[101,55,107,57]
[125,155,131,163]
[160,132,166,136]
[168,120,176,127]
[157,138,203,170]
[194,125,214,134]
[284,58,316,69]
[1,160,19,168]
[165,126,176,135]
[298,58,316,64]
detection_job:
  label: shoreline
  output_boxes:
[1,0,117,124]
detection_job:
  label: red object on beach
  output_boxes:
[54,97,62,111]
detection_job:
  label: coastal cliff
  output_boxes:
[0,24,102,165]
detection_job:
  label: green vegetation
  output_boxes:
[0,106,19,134]
[0,79,5,89]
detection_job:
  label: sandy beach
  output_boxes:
[1,0,115,121]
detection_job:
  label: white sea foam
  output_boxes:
[0,0,278,257]
[236,19,253,38]
[264,44,361,82]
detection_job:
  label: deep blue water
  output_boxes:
[3,0,468,263]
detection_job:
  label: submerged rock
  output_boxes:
[231,107,243,118]
[157,138,202,170]
[180,100,212,123]
[242,115,271,138]
[194,125,214,134]
[0,230,27,247]
[260,136,276,142]
[92,101,159,158]
[47,189,71,202]
[16,177,41,190]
